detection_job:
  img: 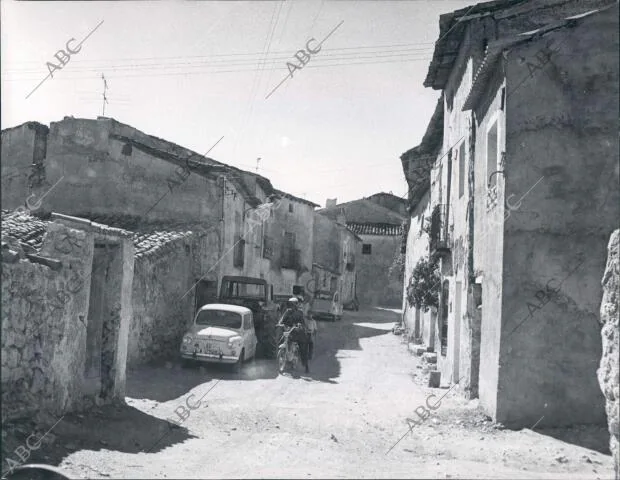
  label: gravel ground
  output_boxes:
[2,307,614,479]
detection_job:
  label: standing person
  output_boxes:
[302,294,317,361]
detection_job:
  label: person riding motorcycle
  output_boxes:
[277,297,310,373]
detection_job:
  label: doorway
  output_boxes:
[195,279,218,314]
[440,280,449,357]
[453,282,462,381]
[84,243,121,400]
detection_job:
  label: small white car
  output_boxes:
[180,304,258,371]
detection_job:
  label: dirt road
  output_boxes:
[9,308,613,479]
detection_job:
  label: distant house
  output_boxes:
[319,197,405,307]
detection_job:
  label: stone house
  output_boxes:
[312,212,362,307]
[1,116,343,368]
[319,198,404,307]
[401,0,619,428]
[1,210,134,421]
[364,192,409,217]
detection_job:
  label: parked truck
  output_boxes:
[218,276,280,358]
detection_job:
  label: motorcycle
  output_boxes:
[276,323,303,373]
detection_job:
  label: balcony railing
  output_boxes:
[281,248,301,270]
[429,204,450,257]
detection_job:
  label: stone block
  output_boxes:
[429,371,441,388]
[422,352,438,364]
[410,345,427,356]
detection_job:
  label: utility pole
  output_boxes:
[101,74,109,116]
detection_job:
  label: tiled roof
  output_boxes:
[1,210,49,252]
[347,222,402,236]
[133,230,195,259]
[319,199,405,225]
[1,209,203,260]
[79,213,205,260]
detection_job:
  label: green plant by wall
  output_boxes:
[388,251,405,282]
[406,257,440,311]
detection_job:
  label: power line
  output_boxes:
[4,48,438,75]
[4,55,435,82]
[3,41,443,67]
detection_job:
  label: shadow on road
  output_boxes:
[126,357,278,402]
[1,403,197,473]
[125,307,399,400]
[534,425,611,455]
[305,307,398,384]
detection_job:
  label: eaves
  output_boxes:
[462,6,608,111]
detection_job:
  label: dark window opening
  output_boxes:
[362,244,372,255]
[121,143,133,156]
[458,142,466,198]
[440,280,449,356]
[289,203,294,213]
[233,237,245,268]
[487,122,498,188]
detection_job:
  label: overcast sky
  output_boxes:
[1,0,472,206]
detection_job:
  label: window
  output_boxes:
[289,203,294,213]
[362,244,372,255]
[233,237,245,268]
[487,121,498,188]
[196,310,242,329]
[281,232,300,269]
[262,235,273,259]
[458,141,466,198]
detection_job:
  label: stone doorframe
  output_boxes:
[49,213,134,402]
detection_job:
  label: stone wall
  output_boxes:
[127,236,195,366]
[402,189,432,342]
[1,122,49,210]
[598,229,619,479]
[313,213,341,273]
[2,212,135,421]
[339,228,360,305]
[356,234,402,307]
[1,222,94,421]
[495,7,618,427]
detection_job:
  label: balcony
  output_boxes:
[429,204,451,258]
[281,248,301,270]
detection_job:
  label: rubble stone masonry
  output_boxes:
[598,229,619,479]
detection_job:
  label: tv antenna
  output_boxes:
[101,74,109,116]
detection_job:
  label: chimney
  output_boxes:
[326,198,337,208]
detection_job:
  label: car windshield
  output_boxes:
[222,281,266,299]
[195,310,242,329]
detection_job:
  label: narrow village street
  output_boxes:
[2,2,618,478]
[7,309,609,479]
